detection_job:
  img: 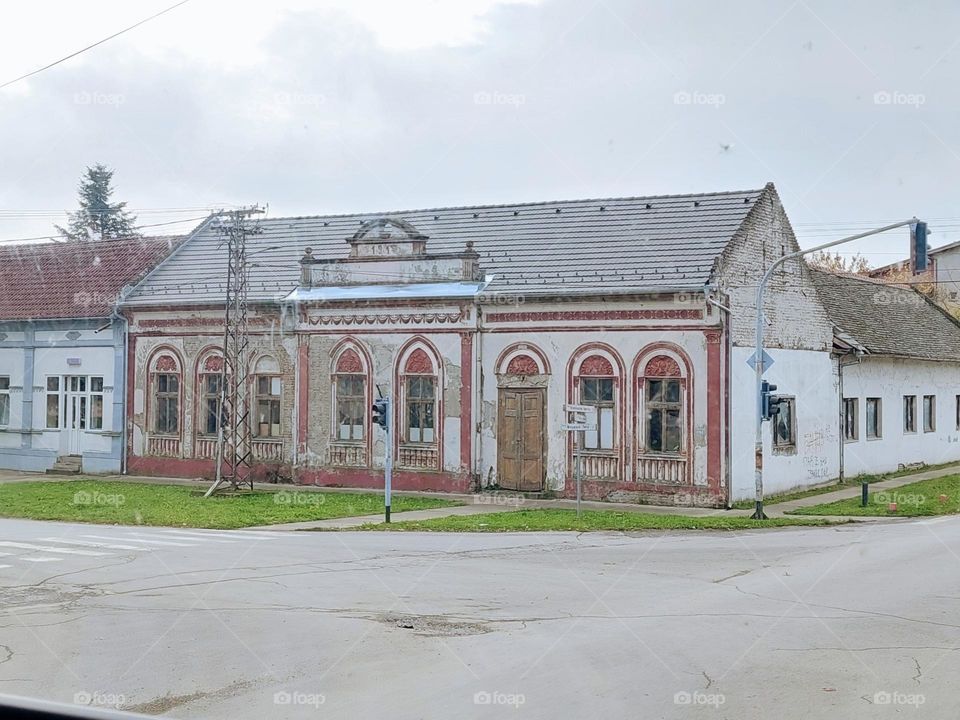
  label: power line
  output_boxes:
[0,216,208,244]
[0,0,193,90]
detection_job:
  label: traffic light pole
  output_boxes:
[752,218,920,520]
[384,401,392,524]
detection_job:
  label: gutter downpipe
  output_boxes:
[837,350,863,485]
[109,298,129,475]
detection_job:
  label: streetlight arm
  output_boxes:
[750,217,919,520]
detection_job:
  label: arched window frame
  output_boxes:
[195,348,227,438]
[569,346,623,455]
[634,346,692,459]
[148,347,183,438]
[394,338,444,471]
[330,341,372,446]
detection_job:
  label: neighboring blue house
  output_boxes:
[0,236,179,473]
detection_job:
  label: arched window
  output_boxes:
[568,345,624,481]
[402,348,437,444]
[197,351,225,437]
[333,347,367,443]
[577,354,617,451]
[642,355,684,454]
[151,351,181,435]
[252,355,282,438]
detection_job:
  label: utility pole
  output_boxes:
[206,206,264,497]
[751,218,922,519]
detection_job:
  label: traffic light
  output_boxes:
[372,397,390,430]
[760,380,778,421]
[912,220,929,274]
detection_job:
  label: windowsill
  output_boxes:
[331,440,364,446]
[252,437,284,443]
[771,444,797,455]
[866,435,882,441]
[84,430,120,437]
[843,438,859,443]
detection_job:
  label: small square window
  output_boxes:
[843,398,858,441]
[866,398,882,439]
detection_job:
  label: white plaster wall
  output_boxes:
[477,329,711,492]
[840,357,960,476]
[31,346,115,455]
[0,348,24,443]
[730,346,839,501]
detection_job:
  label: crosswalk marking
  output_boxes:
[21,557,61,563]
[0,541,110,556]
[40,538,148,551]
[0,565,10,569]
[82,534,197,547]
[165,529,278,540]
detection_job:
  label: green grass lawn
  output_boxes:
[790,475,960,517]
[0,480,458,529]
[730,460,960,509]
[356,508,842,532]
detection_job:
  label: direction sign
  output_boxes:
[564,404,597,415]
[561,422,596,431]
[746,349,775,373]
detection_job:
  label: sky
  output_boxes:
[2,0,960,265]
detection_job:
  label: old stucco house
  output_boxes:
[116,183,960,506]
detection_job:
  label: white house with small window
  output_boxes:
[0,237,178,473]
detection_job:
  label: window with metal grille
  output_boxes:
[923,395,936,433]
[581,377,615,451]
[866,397,881,439]
[0,376,9,427]
[843,398,858,441]
[903,395,917,433]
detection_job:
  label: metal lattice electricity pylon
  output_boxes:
[206,207,264,496]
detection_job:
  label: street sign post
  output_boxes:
[563,404,596,518]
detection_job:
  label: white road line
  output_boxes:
[164,530,277,541]
[0,565,11,569]
[40,538,148,551]
[82,535,196,547]
[0,541,110,556]
[20,557,62,563]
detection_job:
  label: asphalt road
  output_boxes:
[0,517,958,719]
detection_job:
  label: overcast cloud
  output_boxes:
[2,0,960,263]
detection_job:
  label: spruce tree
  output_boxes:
[56,164,140,241]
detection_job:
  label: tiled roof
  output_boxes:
[810,269,960,361]
[123,187,768,306]
[0,236,182,321]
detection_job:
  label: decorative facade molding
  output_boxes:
[580,355,615,376]
[405,348,434,374]
[644,355,682,377]
[203,355,224,372]
[506,354,540,375]
[304,310,466,327]
[155,354,178,372]
[487,309,703,323]
[335,348,364,373]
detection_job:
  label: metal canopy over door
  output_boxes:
[497,388,545,491]
[65,375,87,455]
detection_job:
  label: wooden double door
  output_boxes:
[497,388,545,492]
